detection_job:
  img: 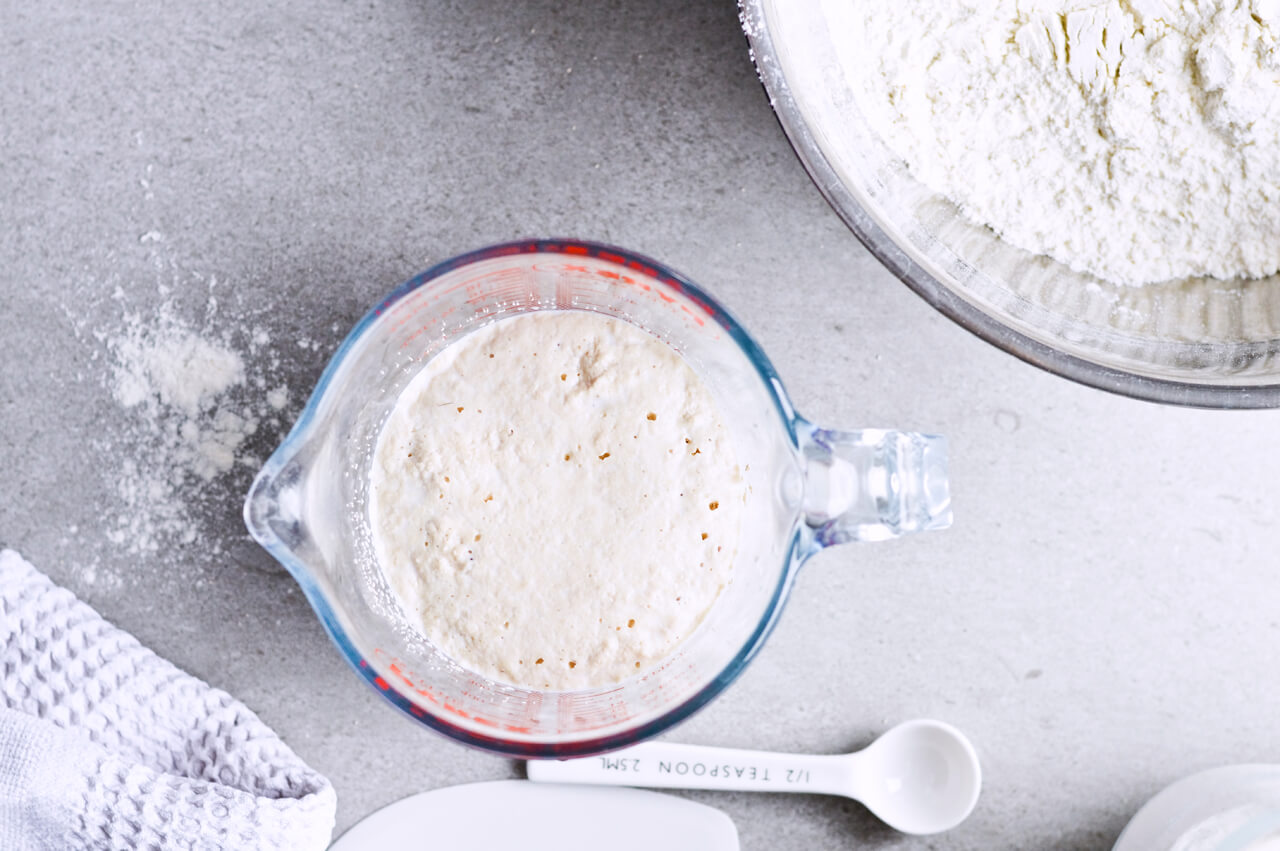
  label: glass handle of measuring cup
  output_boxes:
[799,425,951,547]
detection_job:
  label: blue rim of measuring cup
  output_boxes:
[245,238,811,758]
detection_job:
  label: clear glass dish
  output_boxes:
[244,240,951,758]
[741,0,1280,408]
[1113,765,1280,850]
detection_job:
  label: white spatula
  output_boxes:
[329,779,739,850]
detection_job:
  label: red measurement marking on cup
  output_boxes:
[399,325,430,350]
[381,654,511,729]
[392,266,538,350]
[555,273,576,309]
[386,251,717,361]
[388,660,439,703]
[662,275,716,319]
[387,267,526,326]
[558,687,631,726]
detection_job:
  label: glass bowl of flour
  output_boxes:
[244,240,952,757]
[743,0,1280,407]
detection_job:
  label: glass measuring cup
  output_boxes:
[244,239,951,758]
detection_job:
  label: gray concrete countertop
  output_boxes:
[4,1,1279,848]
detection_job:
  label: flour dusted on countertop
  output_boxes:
[113,324,245,418]
[112,319,255,481]
[836,0,1280,285]
[370,311,746,690]
[97,299,296,558]
[44,156,321,584]
[53,261,332,588]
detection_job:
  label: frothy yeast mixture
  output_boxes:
[370,311,745,690]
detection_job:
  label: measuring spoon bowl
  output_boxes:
[850,719,982,834]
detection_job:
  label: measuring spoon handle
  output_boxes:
[527,741,852,796]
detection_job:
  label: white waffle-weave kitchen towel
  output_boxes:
[0,548,336,850]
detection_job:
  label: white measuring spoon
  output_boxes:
[527,719,981,835]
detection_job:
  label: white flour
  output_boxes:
[837,0,1280,285]
[105,307,262,553]
[371,312,746,690]
[43,149,319,584]
[81,289,299,562]
[113,326,245,419]
[112,322,257,483]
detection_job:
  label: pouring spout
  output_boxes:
[800,424,951,548]
[244,455,307,556]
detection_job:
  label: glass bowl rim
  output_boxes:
[739,0,1280,409]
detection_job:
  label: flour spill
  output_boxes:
[48,257,337,589]
[99,300,295,559]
